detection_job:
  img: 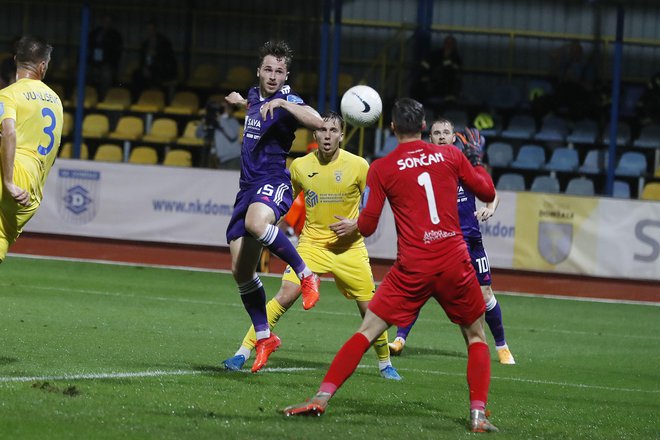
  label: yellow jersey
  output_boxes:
[0,78,63,201]
[289,149,369,250]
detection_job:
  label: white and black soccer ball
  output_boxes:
[340,85,382,128]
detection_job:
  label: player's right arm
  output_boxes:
[456,151,495,204]
[0,117,29,206]
[357,165,386,237]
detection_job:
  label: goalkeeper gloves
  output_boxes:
[455,127,484,167]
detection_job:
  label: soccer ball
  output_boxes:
[340,85,382,127]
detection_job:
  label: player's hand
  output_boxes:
[6,182,30,207]
[225,92,246,107]
[329,215,358,237]
[456,127,484,167]
[259,99,285,120]
[475,207,495,222]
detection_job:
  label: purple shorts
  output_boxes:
[465,237,492,286]
[226,178,293,243]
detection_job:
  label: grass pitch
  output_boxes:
[1,256,658,439]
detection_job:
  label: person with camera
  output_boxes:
[195,99,242,169]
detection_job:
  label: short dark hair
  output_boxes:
[258,40,293,70]
[15,35,52,67]
[320,110,343,127]
[432,117,454,131]
[392,98,425,135]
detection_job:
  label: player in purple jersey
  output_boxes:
[388,118,516,365]
[223,40,324,373]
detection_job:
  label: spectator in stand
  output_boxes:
[637,71,660,124]
[87,14,123,97]
[196,99,241,169]
[132,21,178,94]
[413,35,463,107]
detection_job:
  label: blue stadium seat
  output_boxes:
[566,119,598,145]
[613,180,631,198]
[479,113,503,138]
[485,142,514,168]
[603,121,632,147]
[544,147,579,172]
[578,149,608,174]
[510,144,546,170]
[496,173,525,191]
[614,151,647,177]
[565,177,595,196]
[632,123,660,149]
[501,114,536,140]
[534,114,569,143]
[530,175,560,194]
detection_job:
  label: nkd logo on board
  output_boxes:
[57,168,100,225]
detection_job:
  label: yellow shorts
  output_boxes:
[282,242,375,302]
[0,157,40,261]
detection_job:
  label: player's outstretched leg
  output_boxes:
[252,334,281,373]
[470,409,499,433]
[300,273,320,310]
[222,354,247,371]
[282,393,330,417]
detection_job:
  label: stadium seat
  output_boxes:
[534,114,569,143]
[530,175,560,194]
[488,84,522,110]
[496,173,525,191]
[176,120,205,147]
[108,116,144,141]
[501,114,536,140]
[510,144,546,170]
[59,142,89,160]
[163,149,193,167]
[603,121,632,147]
[187,64,220,89]
[82,114,110,139]
[613,180,631,198]
[163,91,200,115]
[72,85,98,109]
[220,66,253,92]
[50,83,68,106]
[478,113,503,138]
[566,119,598,145]
[291,128,312,154]
[632,123,660,149]
[578,149,607,174]
[443,109,469,128]
[142,118,178,144]
[130,89,165,113]
[62,111,73,138]
[640,182,660,201]
[544,147,579,172]
[565,177,595,196]
[128,146,159,165]
[485,142,514,168]
[614,151,647,177]
[96,87,132,111]
[94,144,123,162]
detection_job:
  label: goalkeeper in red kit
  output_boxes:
[282,98,499,433]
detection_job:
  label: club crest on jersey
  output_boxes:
[538,222,573,265]
[287,94,303,104]
[57,168,100,225]
[334,170,343,182]
[305,190,319,208]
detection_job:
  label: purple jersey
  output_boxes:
[457,183,481,238]
[240,85,305,189]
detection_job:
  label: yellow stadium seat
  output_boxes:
[220,66,253,92]
[130,89,165,113]
[59,142,89,159]
[128,146,159,165]
[164,91,200,115]
[187,64,219,89]
[655,166,660,177]
[640,182,660,201]
[108,116,144,141]
[94,144,123,162]
[82,114,110,139]
[290,128,312,153]
[62,112,73,137]
[163,149,192,167]
[96,87,132,111]
[49,83,68,106]
[72,85,98,109]
[176,120,204,147]
[142,118,178,144]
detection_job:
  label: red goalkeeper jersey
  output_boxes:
[358,139,495,273]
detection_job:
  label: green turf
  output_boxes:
[1,256,658,439]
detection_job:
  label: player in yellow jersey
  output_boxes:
[222,111,401,379]
[0,36,62,263]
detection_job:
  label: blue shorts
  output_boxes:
[226,178,293,243]
[465,237,492,286]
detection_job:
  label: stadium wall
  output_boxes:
[24,159,660,283]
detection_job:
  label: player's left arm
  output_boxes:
[475,190,499,222]
[260,99,323,130]
[0,117,30,207]
[357,165,386,237]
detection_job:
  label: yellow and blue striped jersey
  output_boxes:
[290,149,369,250]
[0,78,63,199]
